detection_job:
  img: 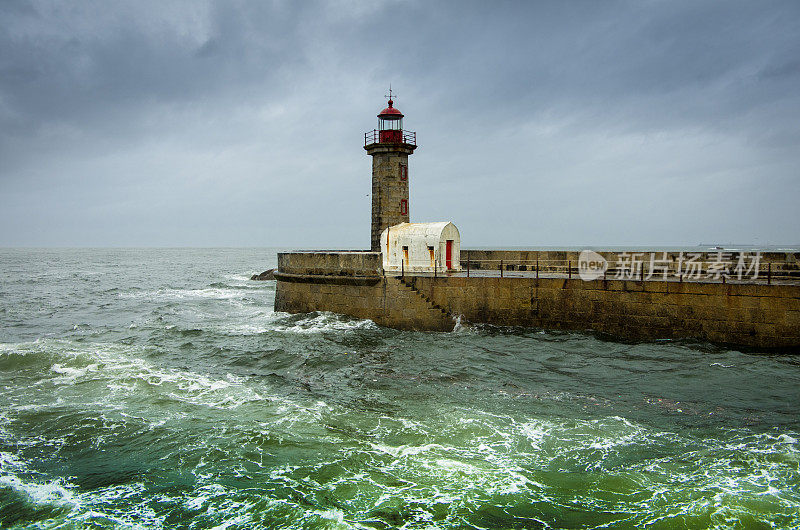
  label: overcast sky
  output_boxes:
[1,0,798,248]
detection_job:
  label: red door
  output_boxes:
[446,240,453,270]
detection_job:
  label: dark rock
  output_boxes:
[251,269,276,281]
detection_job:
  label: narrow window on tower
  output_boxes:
[400,199,408,215]
[399,163,407,181]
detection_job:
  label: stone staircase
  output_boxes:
[397,276,451,320]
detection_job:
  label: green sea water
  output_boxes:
[0,248,798,529]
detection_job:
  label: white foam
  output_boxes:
[452,314,472,333]
[0,454,79,514]
[50,362,100,383]
[313,508,346,525]
[4,339,272,411]
[371,443,445,458]
[270,312,378,334]
[519,419,554,449]
[118,287,263,302]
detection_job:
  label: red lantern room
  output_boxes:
[364,90,416,147]
[378,100,403,143]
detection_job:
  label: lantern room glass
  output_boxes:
[379,116,403,131]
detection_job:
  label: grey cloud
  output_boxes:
[0,0,798,247]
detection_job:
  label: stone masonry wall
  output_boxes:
[277,252,381,277]
[367,144,415,251]
[405,276,800,349]
[274,252,800,349]
[274,275,453,332]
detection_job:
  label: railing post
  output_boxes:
[401,259,404,278]
[568,260,571,279]
[467,251,470,278]
[500,260,503,278]
[640,263,644,281]
[536,259,539,279]
[768,263,772,285]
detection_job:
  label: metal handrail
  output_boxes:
[364,129,417,146]
[491,259,794,284]
[383,257,799,285]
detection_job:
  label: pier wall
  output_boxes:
[274,252,800,349]
[273,275,454,332]
[277,251,381,276]
[404,276,800,349]
[274,251,452,331]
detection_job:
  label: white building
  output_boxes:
[380,222,461,273]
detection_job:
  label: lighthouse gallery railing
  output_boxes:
[364,129,416,146]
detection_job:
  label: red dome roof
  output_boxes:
[378,100,403,118]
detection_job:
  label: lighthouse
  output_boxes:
[365,92,417,251]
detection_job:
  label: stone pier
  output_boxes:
[274,250,800,350]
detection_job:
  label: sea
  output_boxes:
[0,248,798,529]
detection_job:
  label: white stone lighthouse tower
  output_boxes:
[364,92,417,251]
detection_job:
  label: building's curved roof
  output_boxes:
[382,222,458,240]
[378,100,404,119]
